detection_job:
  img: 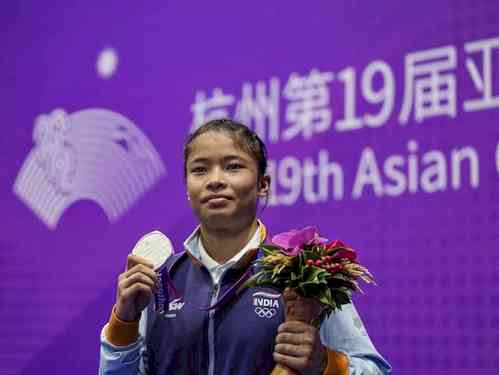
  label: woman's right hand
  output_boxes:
[114,254,158,322]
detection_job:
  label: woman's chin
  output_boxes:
[197,204,256,229]
[200,210,234,225]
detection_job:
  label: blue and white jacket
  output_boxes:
[99,224,391,374]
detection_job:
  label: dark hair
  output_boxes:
[183,118,268,179]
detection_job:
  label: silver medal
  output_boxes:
[131,230,173,271]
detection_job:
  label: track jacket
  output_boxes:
[99,223,391,374]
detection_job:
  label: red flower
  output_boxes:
[325,239,346,251]
[330,248,357,261]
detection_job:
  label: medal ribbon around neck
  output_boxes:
[162,221,268,312]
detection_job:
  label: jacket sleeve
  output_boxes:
[98,306,150,375]
[319,303,392,375]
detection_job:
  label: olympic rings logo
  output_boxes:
[254,307,277,319]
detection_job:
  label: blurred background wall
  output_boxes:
[1,1,498,374]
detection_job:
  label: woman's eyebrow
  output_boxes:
[189,155,247,164]
[188,157,209,164]
[222,155,246,162]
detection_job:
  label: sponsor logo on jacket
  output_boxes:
[168,298,185,312]
[162,298,185,318]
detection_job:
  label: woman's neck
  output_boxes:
[199,218,259,264]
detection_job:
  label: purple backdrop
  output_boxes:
[1,1,499,374]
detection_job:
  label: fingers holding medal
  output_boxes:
[114,231,173,322]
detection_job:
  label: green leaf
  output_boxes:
[303,266,325,282]
[333,291,351,307]
[260,244,284,254]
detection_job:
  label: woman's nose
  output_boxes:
[206,169,227,191]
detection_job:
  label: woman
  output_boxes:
[99,119,391,374]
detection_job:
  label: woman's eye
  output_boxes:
[191,167,206,174]
[226,163,243,171]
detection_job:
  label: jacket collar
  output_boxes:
[183,219,267,270]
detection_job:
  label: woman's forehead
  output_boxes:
[187,131,252,161]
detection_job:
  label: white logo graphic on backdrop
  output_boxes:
[97,47,118,79]
[13,108,166,229]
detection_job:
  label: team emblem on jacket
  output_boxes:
[252,291,280,319]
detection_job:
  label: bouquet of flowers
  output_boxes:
[246,227,375,374]
[246,226,375,326]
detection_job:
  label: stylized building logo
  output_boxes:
[13,108,166,229]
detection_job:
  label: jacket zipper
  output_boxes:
[208,282,220,375]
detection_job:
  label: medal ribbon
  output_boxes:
[160,221,267,312]
[162,264,254,311]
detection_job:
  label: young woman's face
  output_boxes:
[185,131,267,228]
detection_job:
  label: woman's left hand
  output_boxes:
[273,320,327,374]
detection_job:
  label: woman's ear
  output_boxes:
[257,175,271,197]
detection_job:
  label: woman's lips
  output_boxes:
[204,196,232,207]
[202,195,231,203]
